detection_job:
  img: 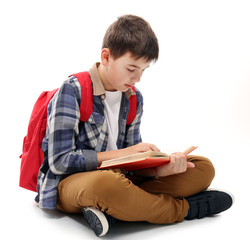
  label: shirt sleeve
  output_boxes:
[123,88,143,147]
[45,78,98,175]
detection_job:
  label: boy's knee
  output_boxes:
[189,155,215,188]
[58,170,126,212]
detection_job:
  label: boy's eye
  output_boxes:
[127,69,135,72]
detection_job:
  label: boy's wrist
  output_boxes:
[97,148,126,166]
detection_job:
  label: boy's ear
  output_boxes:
[101,48,111,66]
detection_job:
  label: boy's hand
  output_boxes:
[97,142,160,166]
[125,142,161,155]
[155,152,195,177]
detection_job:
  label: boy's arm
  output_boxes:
[46,78,98,175]
[97,143,160,166]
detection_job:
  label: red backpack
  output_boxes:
[19,72,137,192]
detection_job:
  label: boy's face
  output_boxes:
[101,51,151,92]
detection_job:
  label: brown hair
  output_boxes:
[102,15,159,62]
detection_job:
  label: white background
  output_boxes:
[1,0,249,239]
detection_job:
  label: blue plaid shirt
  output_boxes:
[35,63,143,209]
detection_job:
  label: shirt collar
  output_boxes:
[89,62,136,98]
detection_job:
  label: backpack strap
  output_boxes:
[70,72,137,125]
[70,72,93,122]
[126,86,137,125]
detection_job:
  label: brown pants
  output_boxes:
[57,155,215,224]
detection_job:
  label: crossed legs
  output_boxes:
[57,155,215,224]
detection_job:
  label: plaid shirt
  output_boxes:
[35,63,143,209]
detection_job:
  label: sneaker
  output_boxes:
[185,189,234,220]
[81,207,116,237]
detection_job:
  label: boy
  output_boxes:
[36,15,233,237]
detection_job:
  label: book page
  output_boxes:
[101,151,169,167]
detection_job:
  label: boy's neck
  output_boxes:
[97,64,116,92]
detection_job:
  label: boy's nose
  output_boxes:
[131,71,142,83]
[131,77,141,84]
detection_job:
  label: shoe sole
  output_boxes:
[82,207,109,237]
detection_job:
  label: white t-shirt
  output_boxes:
[103,90,122,151]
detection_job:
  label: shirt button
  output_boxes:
[101,94,105,100]
[89,117,93,123]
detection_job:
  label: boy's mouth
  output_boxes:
[125,84,134,88]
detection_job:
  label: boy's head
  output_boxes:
[102,15,159,62]
[99,15,159,92]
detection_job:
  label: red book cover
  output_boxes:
[99,157,170,171]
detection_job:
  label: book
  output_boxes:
[98,146,198,171]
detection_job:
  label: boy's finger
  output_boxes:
[187,162,195,168]
[149,144,160,152]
